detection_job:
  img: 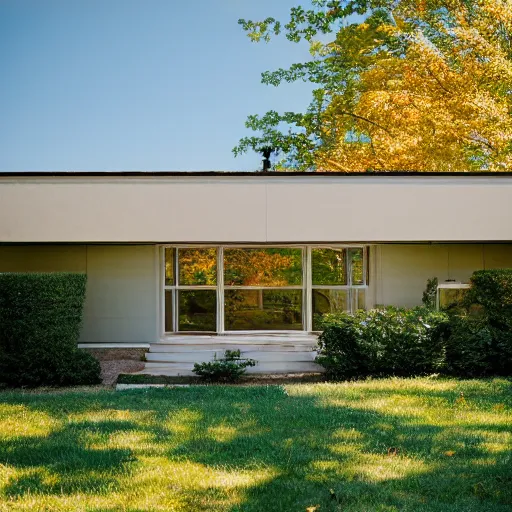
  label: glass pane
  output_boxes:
[349,248,364,285]
[439,288,467,311]
[224,248,303,286]
[225,289,303,330]
[312,289,349,330]
[312,248,347,285]
[178,248,217,286]
[350,288,366,312]
[358,288,366,310]
[165,248,175,286]
[178,290,216,331]
[165,290,173,332]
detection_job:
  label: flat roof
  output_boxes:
[1,172,512,243]
[2,171,512,178]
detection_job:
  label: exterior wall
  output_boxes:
[0,245,87,272]
[2,174,512,243]
[0,244,158,345]
[375,243,512,307]
[80,245,158,344]
[2,242,512,345]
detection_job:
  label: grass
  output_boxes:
[0,378,511,511]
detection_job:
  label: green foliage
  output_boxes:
[444,270,512,377]
[0,273,100,387]
[422,277,438,310]
[234,1,512,171]
[466,269,512,330]
[316,307,450,380]
[192,350,256,383]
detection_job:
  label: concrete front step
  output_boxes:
[139,360,323,376]
[150,343,316,353]
[156,335,317,346]
[146,350,317,364]
[138,334,322,376]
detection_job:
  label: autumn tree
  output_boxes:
[234,1,512,172]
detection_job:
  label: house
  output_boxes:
[1,171,512,375]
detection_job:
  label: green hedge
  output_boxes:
[316,307,450,380]
[0,273,100,387]
[445,269,512,376]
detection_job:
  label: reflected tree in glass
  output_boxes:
[349,248,364,285]
[178,290,216,331]
[225,289,302,330]
[312,289,349,330]
[178,248,217,286]
[224,248,302,286]
[165,248,175,286]
[312,248,347,285]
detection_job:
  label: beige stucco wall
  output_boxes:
[1,242,512,343]
[1,175,512,243]
[375,243,512,307]
[0,245,158,344]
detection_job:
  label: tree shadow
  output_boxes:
[1,420,138,497]
[0,384,511,510]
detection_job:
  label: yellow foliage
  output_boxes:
[315,1,512,172]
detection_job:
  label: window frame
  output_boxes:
[160,244,368,337]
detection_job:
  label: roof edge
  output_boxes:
[2,170,512,178]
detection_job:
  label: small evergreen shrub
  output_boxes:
[316,307,450,381]
[193,350,256,383]
[0,273,101,387]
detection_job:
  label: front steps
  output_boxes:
[137,334,323,376]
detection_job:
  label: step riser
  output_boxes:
[143,361,322,372]
[150,344,316,353]
[146,351,317,363]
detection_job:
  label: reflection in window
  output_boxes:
[312,248,347,285]
[178,290,216,331]
[439,288,468,311]
[349,248,364,285]
[165,248,175,286]
[312,289,349,330]
[224,248,302,286]
[178,248,217,286]
[351,288,366,312]
[225,289,303,330]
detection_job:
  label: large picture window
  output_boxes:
[162,245,368,334]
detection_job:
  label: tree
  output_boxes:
[234,1,512,172]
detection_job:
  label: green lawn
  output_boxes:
[0,379,511,512]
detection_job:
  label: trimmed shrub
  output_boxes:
[316,307,450,381]
[0,273,101,387]
[466,269,512,329]
[193,350,256,383]
[444,269,512,376]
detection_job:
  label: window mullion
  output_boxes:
[306,246,312,332]
[218,246,224,334]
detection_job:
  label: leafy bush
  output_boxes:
[444,269,512,376]
[316,307,450,381]
[193,350,256,383]
[422,277,438,310]
[466,269,512,329]
[0,273,101,387]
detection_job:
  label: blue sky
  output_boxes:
[0,0,317,171]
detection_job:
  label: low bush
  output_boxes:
[0,273,101,387]
[193,350,256,383]
[316,307,450,380]
[444,269,512,376]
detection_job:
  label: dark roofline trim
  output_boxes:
[2,171,512,178]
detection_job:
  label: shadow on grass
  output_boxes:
[0,382,511,510]
[0,420,137,497]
